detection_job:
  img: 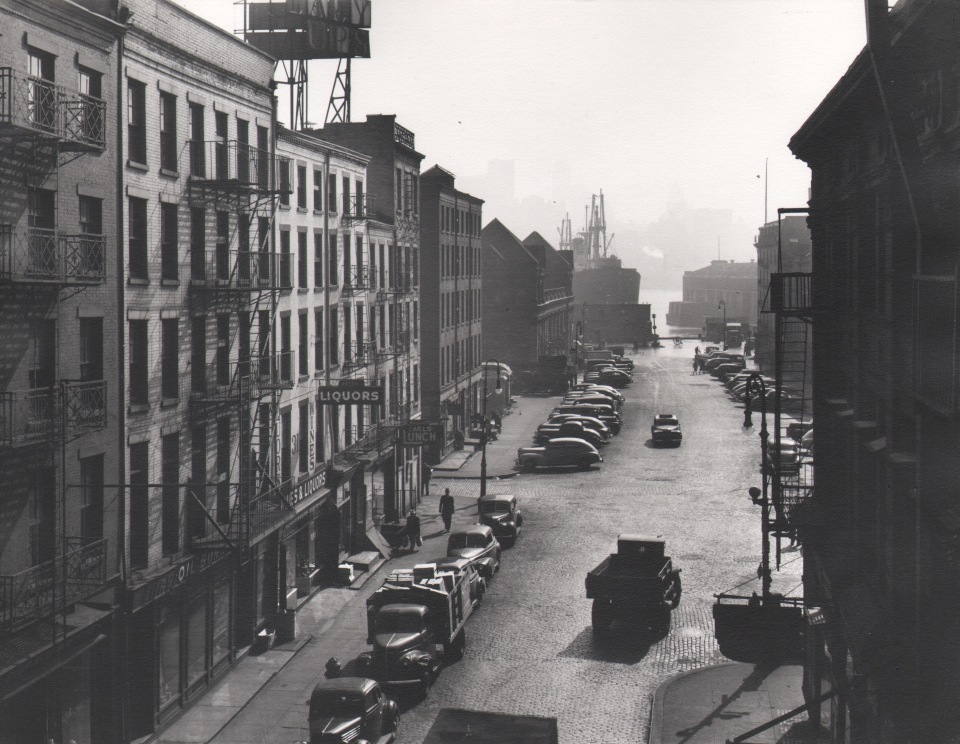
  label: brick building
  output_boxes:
[312,114,424,524]
[481,220,574,387]
[788,1,960,741]
[0,2,124,742]
[116,0,281,735]
[419,165,484,462]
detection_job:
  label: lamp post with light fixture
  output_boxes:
[479,360,503,500]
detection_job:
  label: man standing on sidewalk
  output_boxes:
[439,488,455,533]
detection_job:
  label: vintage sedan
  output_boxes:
[517,437,603,472]
[446,524,501,578]
[596,368,632,387]
[534,421,607,448]
[307,676,399,744]
[477,493,523,545]
[651,414,683,446]
[547,413,613,439]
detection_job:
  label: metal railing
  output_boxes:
[343,341,377,369]
[0,388,55,447]
[768,272,814,315]
[0,226,106,284]
[344,263,372,290]
[341,193,375,223]
[189,140,287,193]
[63,380,107,433]
[192,249,279,289]
[394,122,415,149]
[192,351,295,405]
[0,68,106,149]
[0,538,108,630]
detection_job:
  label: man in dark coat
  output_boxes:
[439,488,455,533]
[405,509,421,550]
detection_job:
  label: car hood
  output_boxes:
[309,716,362,737]
[448,547,486,561]
[480,513,512,527]
[374,632,423,652]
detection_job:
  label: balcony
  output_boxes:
[0,538,108,631]
[343,263,372,292]
[341,193,375,226]
[767,272,814,316]
[342,341,377,370]
[0,68,106,150]
[393,122,415,150]
[0,225,106,285]
[376,272,416,299]
[0,388,55,447]
[188,140,288,195]
[191,352,295,408]
[339,421,398,464]
[190,250,279,292]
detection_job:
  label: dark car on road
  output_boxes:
[307,676,400,744]
[446,524,501,578]
[517,437,603,471]
[478,493,523,545]
[651,414,682,446]
[534,421,607,448]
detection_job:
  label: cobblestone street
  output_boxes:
[203,343,802,744]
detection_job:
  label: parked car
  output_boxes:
[552,405,621,434]
[650,414,682,446]
[434,557,486,607]
[535,421,607,448]
[477,493,523,545]
[446,524,501,577]
[597,368,632,387]
[712,363,743,380]
[517,437,603,472]
[307,676,400,744]
[563,393,621,411]
[547,413,612,439]
[581,384,625,404]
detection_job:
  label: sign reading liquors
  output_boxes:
[401,422,442,446]
[317,384,384,406]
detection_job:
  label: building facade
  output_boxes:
[418,165,484,462]
[314,114,424,525]
[0,2,125,742]
[789,1,960,741]
[665,259,758,330]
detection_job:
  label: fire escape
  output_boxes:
[0,66,110,632]
[184,136,293,558]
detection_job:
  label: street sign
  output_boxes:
[401,422,442,446]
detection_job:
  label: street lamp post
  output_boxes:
[479,360,503,501]
[718,300,727,350]
[743,372,772,599]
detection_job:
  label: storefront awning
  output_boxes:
[326,461,361,490]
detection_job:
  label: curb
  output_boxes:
[432,471,519,480]
[647,662,742,744]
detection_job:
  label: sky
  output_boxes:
[181,0,867,268]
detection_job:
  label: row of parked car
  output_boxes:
[697,347,813,474]
[515,365,631,472]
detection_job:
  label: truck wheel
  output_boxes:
[654,607,671,635]
[592,599,615,635]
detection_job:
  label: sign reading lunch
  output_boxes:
[317,384,385,406]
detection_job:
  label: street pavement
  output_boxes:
[154,345,815,744]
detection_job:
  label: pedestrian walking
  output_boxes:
[439,488,455,532]
[405,509,422,550]
[423,462,433,496]
[695,346,701,355]
[692,357,699,375]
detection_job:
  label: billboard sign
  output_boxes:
[317,384,384,406]
[400,422,442,446]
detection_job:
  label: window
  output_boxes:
[355,179,363,217]
[297,165,307,209]
[159,91,177,171]
[188,424,207,540]
[413,364,419,402]
[129,320,148,405]
[189,103,205,176]
[279,230,292,288]
[280,314,291,382]
[28,49,56,132]
[216,211,229,281]
[279,159,291,207]
[237,118,250,182]
[328,232,338,287]
[342,176,350,214]
[129,442,149,568]
[281,410,292,484]
[299,403,309,473]
[162,432,180,554]
[329,307,339,365]
[315,397,325,463]
[314,169,323,210]
[129,196,148,279]
[298,231,308,289]
[79,454,104,542]
[216,315,230,387]
[327,173,337,214]
[413,301,419,340]
[215,111,228,179]
[314,232,323,287]
[395,168,402,212]
[79,317,103,382]
[191,316,206,393]
[315,308,324,370]
[190,207,206,280]
[299,312,308,377]
[77,67,103,145]
[161,202,178,281]
[161,318,179,400]
[127,79,146,164]
[217,417,230,523]
[78,195,104,277]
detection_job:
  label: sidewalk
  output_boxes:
[432,394,563,480]
[650,662,828,744]
[153,394,562,744]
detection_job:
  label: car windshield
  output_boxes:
[311,692,364,718]
[377,611,423,634]
[449,533,487,548]
[481,501,509,514]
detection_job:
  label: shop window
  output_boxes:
[158,604,181,709]
[186,594,208,688]
[212,572,231,666]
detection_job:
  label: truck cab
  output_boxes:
[307,676,399,744]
